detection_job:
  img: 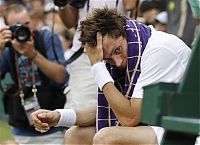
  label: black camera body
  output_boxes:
[54,0,86,8]
[9,23,31,43]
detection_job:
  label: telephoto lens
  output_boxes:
[10,23,31,43]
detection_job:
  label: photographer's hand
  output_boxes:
[0,27,12,55]
[12,36,37,59]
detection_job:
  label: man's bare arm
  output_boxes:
[103,83,141,127]
[76,105,97,127]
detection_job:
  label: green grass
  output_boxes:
[0,73,15,143]
[0,120,14,143]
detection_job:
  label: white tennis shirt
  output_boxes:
[132,26,191,98]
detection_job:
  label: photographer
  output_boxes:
[0,4,68,145]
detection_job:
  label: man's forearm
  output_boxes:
[90,61,140,127]
[103,83,141,127]
[32,52,67,83]
[75,105,96,127]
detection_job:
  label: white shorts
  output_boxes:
[150,126,200,145]
[150,126,165,145]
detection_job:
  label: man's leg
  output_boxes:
[65,126,96,145]
[93,126,158,145]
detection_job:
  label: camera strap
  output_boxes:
[14,52,37,104]
[64,46,84,65]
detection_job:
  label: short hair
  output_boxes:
[4,4,27,24]
[79,7,126,47]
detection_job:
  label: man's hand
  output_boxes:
[0,27,12,55]
[30,109,61,133]
[85,32,103,65]
[12,36,37,59]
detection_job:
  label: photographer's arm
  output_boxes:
[12,37,67,84]
[58,5,79,28]
[31,52,67,84]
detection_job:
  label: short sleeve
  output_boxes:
[132,46,179,98]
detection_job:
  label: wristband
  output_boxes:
[54,109,76,127]
[91,62,114,91]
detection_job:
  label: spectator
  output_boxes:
[139,0,164,25]
[31,7,191,145]
[0,4,68,145]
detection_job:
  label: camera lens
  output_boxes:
[14,26,31,43]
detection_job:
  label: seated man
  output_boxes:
[31,8,191,145]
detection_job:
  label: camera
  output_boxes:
[9,23,31,43]
[54,0,86,8]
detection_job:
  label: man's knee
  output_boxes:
[65,126,95,144]
[65,126,80,143]
[93,127,116,144]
